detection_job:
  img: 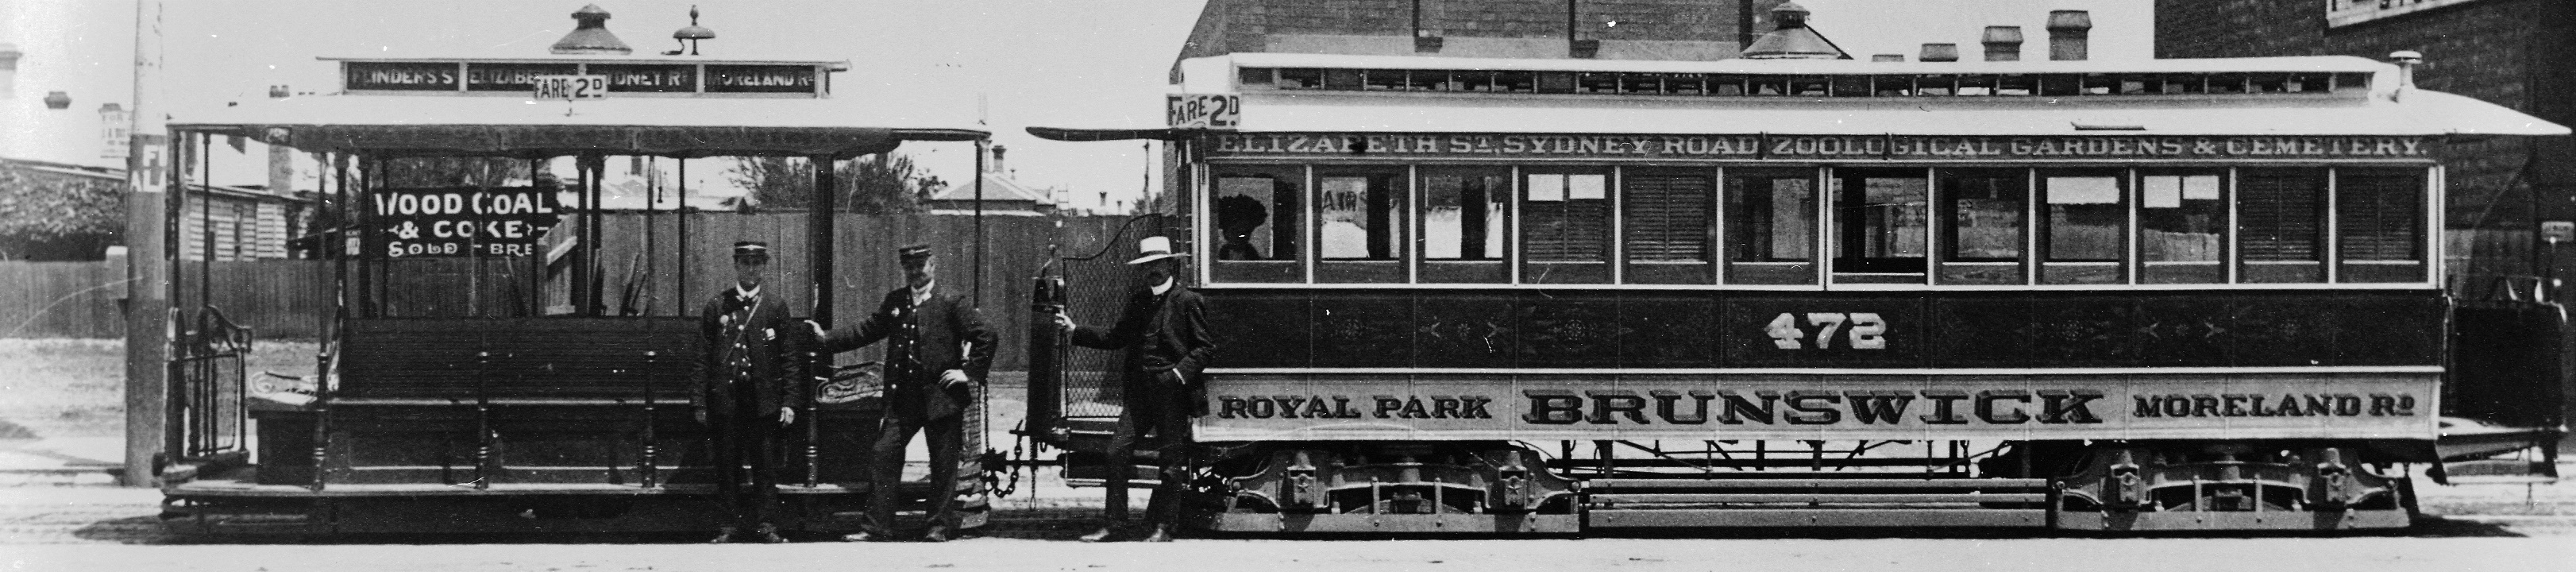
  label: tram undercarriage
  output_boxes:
[1132,439,2421,535]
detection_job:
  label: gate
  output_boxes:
[171,307,252,460]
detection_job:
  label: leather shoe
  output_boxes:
[1077,526,1118,543]
[1137,525,1172,543]
[752,524,788,544]
[921,525,954,543]
[707,526,738,544]
[841,531,887,542]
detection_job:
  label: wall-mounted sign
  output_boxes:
[2327,0,2493,28]
[372,187,563,258]
[1206,133,2432,162]
[345,62,460,91]
[706,64,818,93]
[534,75,610,99]
[1167,94,1242,129]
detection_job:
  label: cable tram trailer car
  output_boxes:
[1029,51,2570,534]
[153,47,989,535]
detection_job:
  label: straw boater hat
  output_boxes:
[1128,236,1188,265]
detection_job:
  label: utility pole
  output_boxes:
[121,0,168,487]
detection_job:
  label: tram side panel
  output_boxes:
[1189,288,2443,531]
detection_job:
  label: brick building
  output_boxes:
[1174,0,1795,75]
[2156,0,2576,292]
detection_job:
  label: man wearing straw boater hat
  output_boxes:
[1053,235,1219,543]
[816,242,996,542]
[696,241,805,543]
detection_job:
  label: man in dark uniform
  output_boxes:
[696,241,804,543]
[1053,235,1218,543]
[817,243,996,542]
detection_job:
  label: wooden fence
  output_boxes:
[5,214,1155,368]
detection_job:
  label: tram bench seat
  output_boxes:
[337,318,704,400]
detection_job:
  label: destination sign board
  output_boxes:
[706,64,819,93]
[467,63,579,91]
[372,187,563,258]
[1205,133,2432,162]
[337,60,834,98]
[345,62,460,91]
[1197,372,2437,442]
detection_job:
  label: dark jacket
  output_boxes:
[1070,284,1217,391]
[696,286,807,420]
[821,285,997,420]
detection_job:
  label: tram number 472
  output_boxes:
[1765,312,1888,350]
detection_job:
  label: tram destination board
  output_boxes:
[1207,133,2431,161]
[372,187,562,258]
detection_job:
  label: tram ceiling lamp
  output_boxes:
[669,6,715,56]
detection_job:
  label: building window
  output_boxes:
[1938,168,2026,284]
[2139,171,2227,284]
[1210,166,1303,283]
[2238,168,2327,283]
[1726,169,1817,284]
[2040,171,2127,284]
[1521,169,1611,284]
[1834,168,1930,280]
[1623,169,1714,284]
[2335,168,2425,283]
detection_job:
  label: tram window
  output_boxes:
[2081,74,2118,95]
[2332,72,2373,93]
[2250,73,2290,94]
[1726,169,1818,284]
[1831,75,1872,98]
[1211,167,1304,284]
[1419,167,1509,284]
[1791,75,1832,96]
[2208,73,2249,94]
[1749,75,1788,96]
[1317,169,1406,283]
[2140,172,2227,284]
[1239,68,1276,88]
[1872,75,1913,96]
[1324,68,1364,91]
[1709,75,1747,96]
[1363,69,1406,91]
[1453,70,1497,91]
[2041,172,2127,284]
[1624,170,1715,284]
[1996,75,2036,96]
[1537,72,1578,94]
[1522,170,1613,284]
[1406,70,1448,91]
[2118,76,2153,95]
[1279,68,1323,90]
[1664,74,1706,95]
[1957,75,1995,96]
[1621,73,1665,95]
[1498,71,1538,93]
[2237,168,2327,283]
[1579,72,1621,94]
[2336,168,2428,283]
[2156,74,2204,95]
[2039,74,2082,96]
[1833,168,1930,281]
[2287,73,2331,93]
[1937,168,2026,285]
[1914,75,1955,96]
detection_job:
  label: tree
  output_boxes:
[728,153,945,214]
[379,157,532,188]
[0,161,127,261]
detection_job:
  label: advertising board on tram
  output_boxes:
[371,187,563,258]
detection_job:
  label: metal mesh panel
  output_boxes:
[1052,215,1162,419]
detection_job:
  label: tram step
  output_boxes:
[1588,477,2049,491]
[1589,493,2047,505]
[1587,508,2048,528]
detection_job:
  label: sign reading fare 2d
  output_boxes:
[373,187,562,258]
[534,75,610,99]
[1167,94,1240,129]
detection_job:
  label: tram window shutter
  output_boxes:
[2337,170,2423,261]
[1623,175,1713,261]
[2238,169,2323,261]
[1525,173,1609,261]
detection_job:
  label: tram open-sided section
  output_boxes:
[1027,51,2570,534]
[152,51,989,536]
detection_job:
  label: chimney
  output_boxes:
[1872,54,1904,62]
[1920,43,1959,63]
[1982,26,2023,61]
[989,144,1008,175]
[550,5,634,55]
[2047,10,2092,61]
[0,43,19,97]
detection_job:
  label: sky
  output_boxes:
[3,0,2152,207]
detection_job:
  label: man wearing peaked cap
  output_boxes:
[816,242,996,542]
[1053,235,1218,542]
[695,241,806,543]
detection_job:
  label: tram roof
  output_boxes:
[1032,54,2568,141]
[170,95,987,158]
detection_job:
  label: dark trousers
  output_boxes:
[1103,377,1190,526]
[868,412,963,534]
[709,404,782,530]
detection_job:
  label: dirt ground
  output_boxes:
[0,338,317,442]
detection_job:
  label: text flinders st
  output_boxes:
[1215,389,2420,426]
